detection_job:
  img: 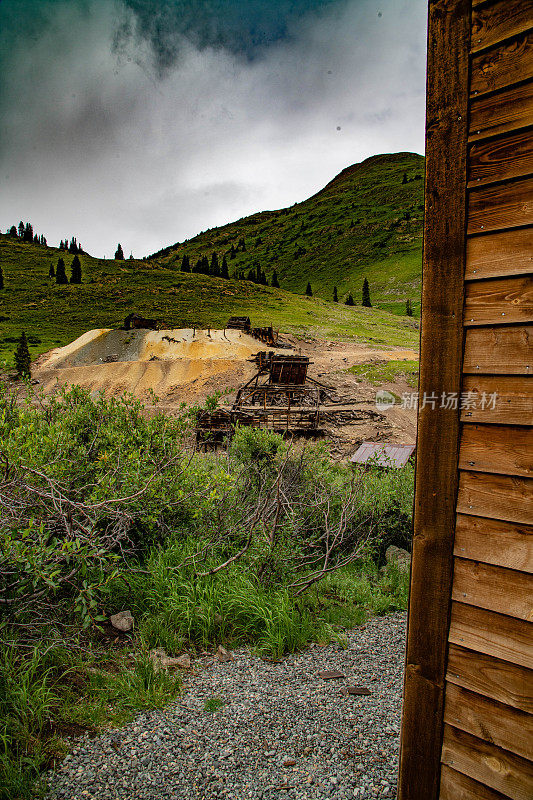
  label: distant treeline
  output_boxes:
[6,222,84,254]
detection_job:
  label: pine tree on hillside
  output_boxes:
[0,265,4,290]
[362,277,372,307]
[115,243,124,260]
[210,252,220,277]
[406,298,413,316]
[15,332,31,378]
[229,244,236,260]
[55,257,68,285]
[402,172,408,184]
[333,286,338,302]
[18,221,24,239]
[49,262,55,279]
[24,223,33,243]
[271,270,280,288]
[305,282,313,297]
[9,225,17,238]
[181,254,190,272]
[345,293,355,306]
[221,255,229,279]
[70,255,82,284]
[247,269,256,283]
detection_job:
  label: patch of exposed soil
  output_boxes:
[27,329,418,455]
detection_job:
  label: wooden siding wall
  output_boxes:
[399,2,533,799]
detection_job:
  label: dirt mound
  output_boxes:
[35,329,290,403]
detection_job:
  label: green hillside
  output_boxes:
[150,152,425,314]
[0,235,419,365]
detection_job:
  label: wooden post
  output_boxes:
[398,1,471,798]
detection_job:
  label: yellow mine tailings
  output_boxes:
[35,328,291,401]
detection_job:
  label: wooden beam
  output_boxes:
[449,602,533,668]
[469,80,533,142]
[458,423,533,476]
[471,31,533,97]
[471,0,533,54]
[451,557,533,619]
[454,513,533,573]
[441,725,533,800]
[444,683,533,761]
[460,375,533,424]
[398,2,470,798]
[465,227,533,280]
[446,644,533,713]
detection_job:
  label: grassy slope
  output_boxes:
[150,152,425,312]
[0,236,419,363]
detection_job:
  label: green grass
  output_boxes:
[151,152,424,307]
[0,236,419,364]
[348,358,419,388]
[204,697,224,713]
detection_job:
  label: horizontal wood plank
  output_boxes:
[446,644,533,713]
[457,471,533,523]
[440,764,513,800]
[444,683,533,761]
[458,423,533,476]
[464,275,533,325]
[454,514,533,573]
[452,557,533,620]
[441,725,533,800]
[463,326,533,374]
[469,80,533,142]
[466,227,533,279]
[468,177,533,234]
[471,32,533,97]
[468,129,533,188]
[460,375,533,424]
[449,602,533,668]
[471,0,533,54]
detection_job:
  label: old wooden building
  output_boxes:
[398,2,532,799]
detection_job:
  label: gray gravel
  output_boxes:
[46,612,406,800]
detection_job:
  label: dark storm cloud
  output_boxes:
[118,0,339,69]
[0,0,427,258]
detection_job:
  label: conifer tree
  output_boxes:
[9,225,17,238]
[406,299,413,316]
[362,277,372,307]
[55,257,68,285]
[49,263,55,279]
[15,332,31,378]
[181,254,190,272]
[345,293,355,306]
[114,243,124,260]
[24,223,33,242]
[221,255,229,279]
[247,269,256,283]
[271,270,280,288]
[210,252,219,277]
[229,244,236,260]
[18,221,24,239]
[0,265,4,289]
[305,282,313,297]
[70,254,82,284]
[402,172,408,184]
[333,286,338,302]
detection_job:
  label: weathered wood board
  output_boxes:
[454,514,533,573]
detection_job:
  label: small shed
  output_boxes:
[269,355,310,385]
[349,442,415,469]
[398,3,533,799]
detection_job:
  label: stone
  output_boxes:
[149,649,191,670]
[385,546,411,570]
[318,670,345,680]
[342,686,371,697]
[217,645,233,663]
[282,758,296,767]
[110,611,134,632]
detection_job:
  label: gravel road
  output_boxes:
[46,612,406,800]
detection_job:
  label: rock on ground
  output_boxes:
[46,612,406,800]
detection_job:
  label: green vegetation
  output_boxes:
[204,697,225,713]
[348,359,419,388]
[150,152,424,308]
[0,235,418,364]
[1,382,412,797]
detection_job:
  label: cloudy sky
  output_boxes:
[0,0,428,258]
